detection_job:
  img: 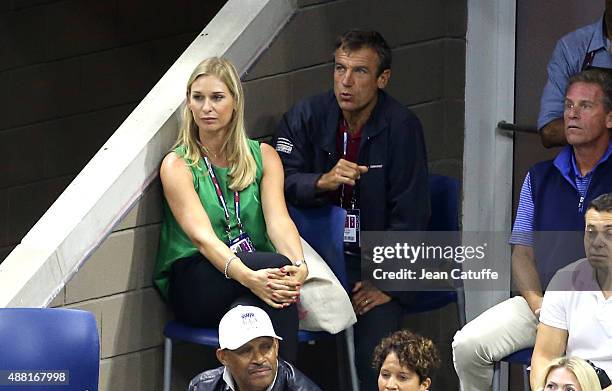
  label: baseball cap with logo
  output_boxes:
[218,305,283,350]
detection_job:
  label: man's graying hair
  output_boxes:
[568,69,612,111]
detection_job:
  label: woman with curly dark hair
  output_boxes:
[372,329,441,391]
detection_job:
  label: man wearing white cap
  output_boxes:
[188,305,321,391]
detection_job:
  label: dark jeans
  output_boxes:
[346,252,405,391]
[168,251,298,362]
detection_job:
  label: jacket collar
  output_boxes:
[317,89,389,154]
[222,362,278,391]
[587,16,609,53]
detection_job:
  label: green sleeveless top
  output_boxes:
[154,139,275,298]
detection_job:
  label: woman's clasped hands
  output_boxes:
[246,265,307,309]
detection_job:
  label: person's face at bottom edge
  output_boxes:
[217,336,278,391]
[378,352,431,391]
[544,367,582,391]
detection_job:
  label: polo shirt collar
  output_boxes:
[554,140,612,185]
[222,367,237,391]
[360,90,389,140]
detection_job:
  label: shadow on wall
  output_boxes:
[0,0,226,265]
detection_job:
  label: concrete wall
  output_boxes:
[243,0,466,181]
[5,0,466,390]
[0,0,225,263]
[49,181,178,390]
[0,1,223,389]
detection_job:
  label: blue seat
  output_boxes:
[286,204,348,290]
[404,174,466,326]
[0,307,100,391]
[493,347,533,391]
[163,204,358,391]
[428,174,460,232]
[286,204,358,389]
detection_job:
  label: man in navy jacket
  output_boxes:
[272,30,429,390]
[189,306,320,391]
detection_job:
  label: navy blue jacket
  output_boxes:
[530,144,612,288]
[272,90,430,231]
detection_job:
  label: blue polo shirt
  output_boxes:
[510,141,612,246]
[538,17,612,130]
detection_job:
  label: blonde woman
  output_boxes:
[154,57,307,361]
[536,356,603,391]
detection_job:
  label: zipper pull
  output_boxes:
[578,196,585,212]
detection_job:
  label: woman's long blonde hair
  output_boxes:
[537,356,601,391]
[174,57,256,191]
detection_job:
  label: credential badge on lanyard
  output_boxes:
[203,156,256,253]
[340,130,361,247]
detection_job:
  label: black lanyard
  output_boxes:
[202,156,245,241]
[582,50,597,71]
[340,129,358,210]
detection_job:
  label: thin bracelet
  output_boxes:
[294,259,306,267]
[224,256,240,279]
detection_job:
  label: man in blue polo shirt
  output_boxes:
[453,69,612,391]
[539,1,612,147]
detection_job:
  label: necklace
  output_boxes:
[206,148,222,158]
[197,141,223,159]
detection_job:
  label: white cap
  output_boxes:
[218,305,282,350]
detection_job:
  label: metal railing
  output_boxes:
[497,121,538,134]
